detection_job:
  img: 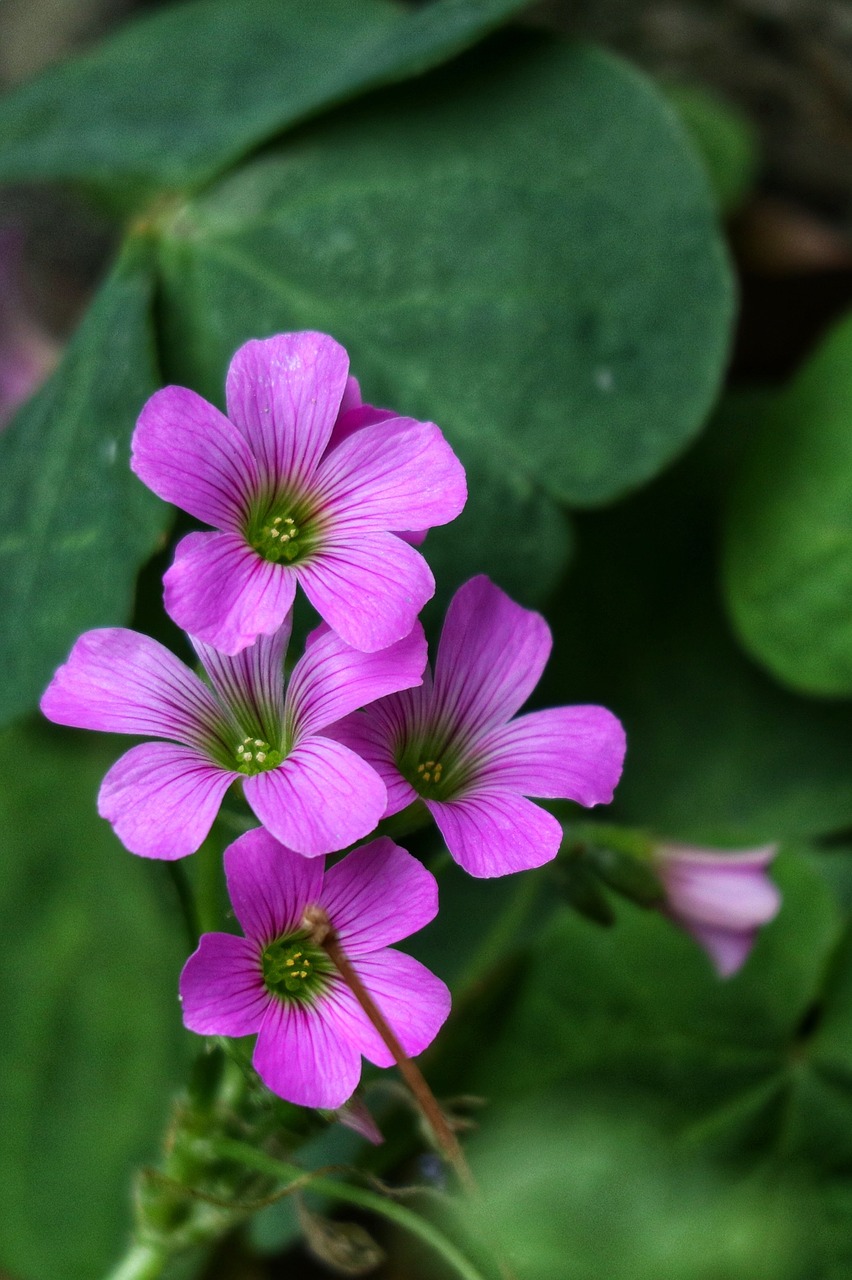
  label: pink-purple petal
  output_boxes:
[132,385,260,531]
[224,332,349,490]
[164,530,296,656]
[286,622,426,739]
[243,737,386,856]
[428,789,563,878]
[315,417,466,534]
[40,627,224,751]
[193,621,291,746]
[224,827,324,945]
[431,577,552,742]
[475,706,627,806]
[296,532,435,653]
[180,933,269,1035]
[323,712,419,818]
[98,742,234,859]
[321,839,439,956]
[682,923,757,979]
[661,861,781,931]
[325,949,451,1067]
[252,993,363,1109]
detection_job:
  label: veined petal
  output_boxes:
[132,385,260,531]
[193,620,291,747]
[315,417,466,534]
[225,333,349,490]
[431,577,552,743]
[475,706,626,806]
[165,530,296,657]
[243,737,386,856]
[326,400,397,452]
[322,839,438,956]
[98,742,234,860]
[428,789,562,878]
[296,532,434,653]
[252,994,362,1109]
[324,949,450,1067]
[323,711,419,818]
[286,622,426,739]
[180,933,268,1035]
[223,827,324,945]
[40,627,225,752]
[682,923,757,979]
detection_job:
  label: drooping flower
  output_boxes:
[655,843,781,978]
[327,576,626,878]
[40,615,425,860]
[131,332,466,655]
[180,828,451,1110]
[0,227,58,430]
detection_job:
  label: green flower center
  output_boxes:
[246,495,322,566]
[399,745,466,801]
[234,736,284,776]
[261,934,334,1003]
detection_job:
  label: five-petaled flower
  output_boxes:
[180,828,451,1109]
[655,842,782,978]
[131,331,466,655]
[327,576,627,878]
[40,615,425,860]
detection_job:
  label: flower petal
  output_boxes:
[662,861,781,930]
[324,949,450,1067]
[243,737,386,856]
[223,827,324,945]
[323,710,419,818]
[321,839,438,956]
[225,332,349,490]
[431,577,552,743]
[327,401,397,451]
[296,532,434,652]
[193,620,291,747]
[40,627,224,751]
[180,932,268,1035]
[474,706,626,806]
[132,385,260,531]
[682,923,757,979]
[252,994,362,1109]
[286,622,426,738]
[428,789,562,878]
[98,742,234,859]
[164,530,296,656]
[316,417,466,534]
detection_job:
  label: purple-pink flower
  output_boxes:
[180,829,451,1110]
[131,331,466,655]
[40,615,425,860]
[655,843,781,977]
[327,576,627,878]
[0,228,57,430]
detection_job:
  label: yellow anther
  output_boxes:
[269,528,280,539]
[256,752,267,763]
[273,516,282,525]
[285,958,294,967]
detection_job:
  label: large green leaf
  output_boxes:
[0,244,166,727]
[154,33,734,507]
[0,720,188,1280]
[723,312,852,696]
[0,0,530,204]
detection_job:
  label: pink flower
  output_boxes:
[180,829,451,1110]
[0,228,57,430]
[328,576,626,878]
[40,615,425,860]
[131,332,466,655]
[655,843,781,977]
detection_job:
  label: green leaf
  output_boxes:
[665,83,758,214]
[723,312,852,696]
[0,720,188,1280]
[154,33,734,507]
[0,0,530,204]
[0,243,166,727]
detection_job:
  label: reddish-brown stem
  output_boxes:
[303,906,476,1194]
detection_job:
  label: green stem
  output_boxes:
[102,1242,168,1280]
[205,1137,491,1280]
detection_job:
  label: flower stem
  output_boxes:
[203,1137,490,1280]
[102,1242,168,1280]
[303,907,476,1194]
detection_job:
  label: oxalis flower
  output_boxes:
[327,576,627,878]
[131,331,466,655]
[655,843,781,978]
[40,615,425,859]
[180,828,451,1110]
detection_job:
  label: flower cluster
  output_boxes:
[41,330,630,1109]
